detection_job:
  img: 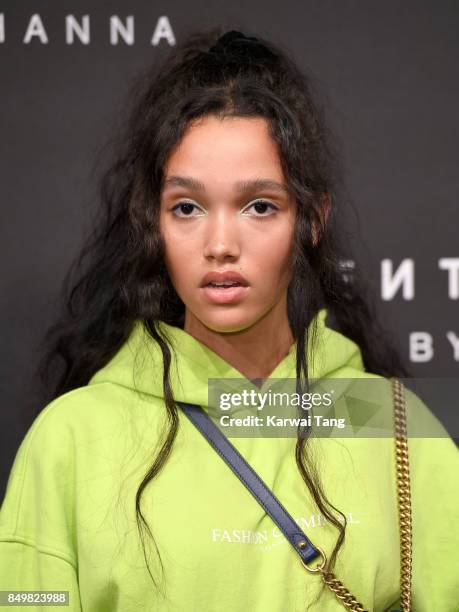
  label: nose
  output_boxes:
[202,209,241,262]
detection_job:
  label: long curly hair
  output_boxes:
[38,26,409,604]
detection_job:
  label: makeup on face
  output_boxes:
[159,115,297,334]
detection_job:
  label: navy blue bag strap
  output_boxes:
[178,400,320,565]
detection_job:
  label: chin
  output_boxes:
[200,312,259,334]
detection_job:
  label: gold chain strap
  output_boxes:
[392,377,413,611]
[301,546,369,611]
[299,377,413,612]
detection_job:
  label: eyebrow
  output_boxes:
[162,175,289,195]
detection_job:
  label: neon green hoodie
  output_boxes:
[1,309,458,611]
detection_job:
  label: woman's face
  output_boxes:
[159,115,297,333]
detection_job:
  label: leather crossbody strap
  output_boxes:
[177,399,320,565]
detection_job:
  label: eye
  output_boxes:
[170,201,204,218]
[243,200,279,217]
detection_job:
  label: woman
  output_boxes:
[0,28,457,612]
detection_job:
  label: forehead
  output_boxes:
[163,115,284,179]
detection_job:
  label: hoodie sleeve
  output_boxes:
[403,387,459,612]
[0,400,82,611]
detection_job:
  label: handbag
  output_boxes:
[178,377,412,611]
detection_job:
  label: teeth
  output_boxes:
[208,281,240,287]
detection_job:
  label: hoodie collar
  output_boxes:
[89,308,365,410]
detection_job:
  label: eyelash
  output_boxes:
[170,200,279,218]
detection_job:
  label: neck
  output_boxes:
[183,295,295,383]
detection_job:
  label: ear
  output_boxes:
[311,192,331,246]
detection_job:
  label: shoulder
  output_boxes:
[0,382,165,551]
[331,374,458,474]
[340,373,455,440]
[377,379,459,520]
[1,381,165,512]
[14,381,164,456]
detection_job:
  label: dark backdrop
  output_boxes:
[1,1,458,499]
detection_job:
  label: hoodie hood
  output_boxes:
[89,308,366,410]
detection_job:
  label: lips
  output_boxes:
[200,270,249,288]
[200,270,250,305]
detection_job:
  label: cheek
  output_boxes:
[247,228,295,281]
[162,235,201,289]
